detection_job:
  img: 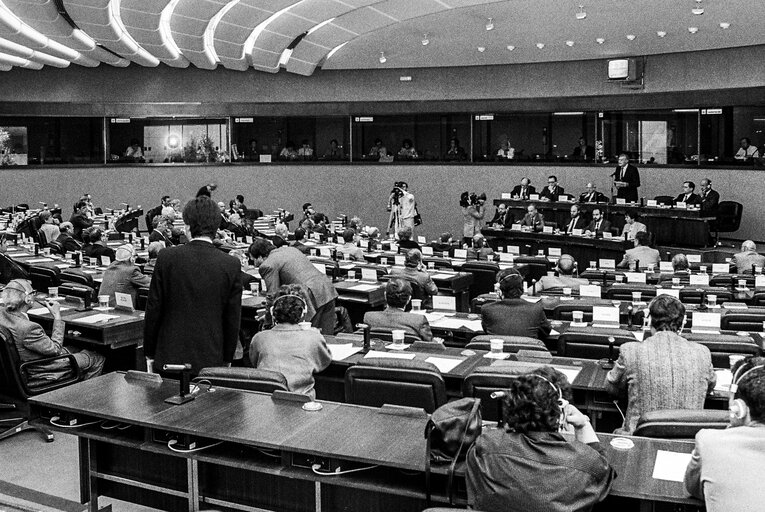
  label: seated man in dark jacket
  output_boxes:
[467,369,615,512]
[481,268,550,339]
[363,278,432,341]
[54,222,81,254]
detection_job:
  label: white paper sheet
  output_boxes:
[549,328,560,336]
[76,313,121,324]
[714,369,733,393]
[652,450,693,482]
[327,343,363,361]
[483,352,510,360]
[430,317,470,330]
[348,283,379,292]
[424,357,464,373]
[633,331,646,341]
[28,306,71,316]
[24,258,55,263]
[553,367,582,384]
[462,320,484,332]
[430,273,456,280]
[423,312,444,323]
[363,350,416,360]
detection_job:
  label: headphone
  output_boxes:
[729,364,765,421]
[269,294,307,324]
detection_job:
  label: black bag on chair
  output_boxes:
[424,398,482,505]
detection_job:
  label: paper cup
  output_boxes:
[411,299,422,311]
[490,339,503,353]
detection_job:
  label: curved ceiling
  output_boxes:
[0,0,759,75]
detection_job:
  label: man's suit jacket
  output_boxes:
[618,245,661,269]
[488,210,514,229]
[731,251,765,273]
[674,193,702,206]
[579,191,608,203]
[559,216,588,233]
[68,212,93,241]
[700,189,720,213]
[481,298,551,339]
[586,219,612,236]
[539,185,565,201]
[520,212,544,232]
[363,307,433,341]
[144,240,242,374]
[84,243,116,264]
[0,308,68,383]
[291,241,311,255]
[613,164,641,202]
[99,260,151,307]
[149,229,174,247]
[55,233,81,254]
[259,246,339,319]
[510,185,536,199]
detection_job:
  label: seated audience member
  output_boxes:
[143,241,165,274]
[467,371,615,512]
[489,203,513,229]
[149,216,174,246]
[685,356,765,512]
[38,210,60,246]
[290,227,311,255]
[535,254,587,294]
[69,200,93,242]
[734,137,759,161]
[245,139,259,161]
[323,139,344,160]
[617,231,660,269]
[658,253,692,285]
[579,182,607,203]
[560,204,587,234]
[390,249,438,308]
[368,138,387,159]
[146,195,171,227]
[82,226,115,264]
[699,178,720,213]
[195,183,217,198]
[125,139,144,161]
[249,286,331,400]
[312,213,329,236]
[431,232,454,254]
[362,278,432,341]
[0,279,105,386]
[336,228,365,261]
[397,138,418,159]
[731,240,765,273]
[481,269,551,339]
[511,177,535,199]
[297,139,314,160]
[520,205,544,232]
[444,137,466,161]
[675,181,702,206]
[54,222,81,254]
[572,136,595,161]
[272,223,289,248]
[539,175,565,201]
[621,211,647,241]
[98,244,152,307]
[397,226,420,251]
[496,137,515,160]
[606,295,715,434]
[585,208,611,237]
[279,141,298,161]
[348,216,363,234]
[468,234,494,261]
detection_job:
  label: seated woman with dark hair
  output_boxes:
[249,285,332,399]
[467,369,615,512]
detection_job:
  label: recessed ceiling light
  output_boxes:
[688,27,699,34]
[506,45,515,51]
[485,18,494,31]
[421,33,429,46]
[379,51,386,63]
[626,34,636,41]
[477,46,486,52]
[576,5,587,20]
[657,31,667,37]
[565,40,574,47]
[536,43,545,49]
[596,38,605,44]
[719,22,730,29]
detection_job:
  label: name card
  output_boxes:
[693,312,721,330]
[260,279,267,293]
[592,306,620,324]
[507,245,521,255]
[543,226,553,234]
[557,195,568,202]
[422,246,433,255]
[579,285,602,298]
[312,263,327,275]
[659,261,674,272]
[572,228,584,236]
[394,255,405,266]
[646,199,658,207]
[616,198,626,205]
[432,295,456,312]
[259,154,272,163]
[529,194,540,201]
[711,263,730,274]
[101,256,111,266]
[389,243,399,253]
[755,275,765,288]
[245,236,253,244]
[624,272,646,283]
[453,249,467,259]
[498,252,514,262]
[510,223,522,231]
[320,248,331,257]
[598,258,616,270]
[675,201,687,209]
[501,193,512,199]
[602,231,612,239]
[417,236,426,244]
[548,247,561,257]
[114,291,134,311]
[657,288,680,299]
[361,268,378,282]
[689,274,710,286]
[687,254,702,263]
[312,233,321,241]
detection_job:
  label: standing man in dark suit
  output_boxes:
[613,154,640,203]
[585,208,612,237]
[69,201,93,242]
[481,269,550,339]
[363,278,433,341]
[699,178,720,213]
[511,178,535,200]
[674,181,702,206]
[144,196,242,376]
[249,238,338,335]
[560,204,588,234]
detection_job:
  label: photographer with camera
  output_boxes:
[387,181,417,236]
[461,191,486,246]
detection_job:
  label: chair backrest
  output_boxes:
[466,335,548,353]
[721,312,765,332]
[654,195,674,206]
[716,201,743,232]
[462,262,500,301]
[194,367,289,393]
[37,229,48,248]
[422,256,453,270]
[60,268,94,288]
[136,286,150,311]
[344,359,446,413]
[684,334,762,368]
[0,325,27,400]
[633,409,730,439]
[47,239,65,256]
[512,257,550,285]
[678,288,704,305]
[605,284,657,301]
[0,253,29,284]
[334,305,353,334]
[752,293,765,307]
[59,283,96,307]
[557,331,635,359]
[28,265,61,291]
[470,293,498,314]
[462,371,519,422]
[552,303,594,322]
[369,329,422,344]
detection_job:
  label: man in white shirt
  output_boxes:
[734,137,759,161]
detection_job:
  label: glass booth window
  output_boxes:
[0,117,102,165]
[0,126,27,165]
[472,113,551,162]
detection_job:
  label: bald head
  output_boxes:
[742,240,757,253]
[557,254,576,275]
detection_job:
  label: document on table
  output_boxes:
[363,350,416,360]
[714,369,733,393]
[430,273,456,280]
[552,367,582,384]
[348,283,379,292]
[76,313,121,324]
[25,258,55,263]
[327,343,362,361]
[431,317,471,330]
[423,312,444,323]
[424,357,464,373]
[28,306,72,316]
[652,450,693,482]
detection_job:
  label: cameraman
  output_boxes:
[387,181,416,236]
[462,192,486,246]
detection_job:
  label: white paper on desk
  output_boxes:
[756,275,765,288]
[580,285,602,298]
[553,367,582,384]
[360,268,378,282]
[25,258,55,263]
[417,236,426,244]
[712,263,730,274]
[28,306,72,316]
[430,273,456,280]
[550,328,560,336]
[633,331,645,341]
[349,283,379,292]
[55,263,71,269]
[422,246,434,256]
[425,357,464,373]
[592,306,620,324]
[432,296,456,312]
[431,317,470,330]
[598,258,616,270]
[364,350,416,360]
[462,320,484,332]
[76,313,121,324]
[483,352,510,360]
[7,252,27,259]
[328,343,363,361]
[313,262,327,275]
[659,261,674,272]
[693,312,721,330]
[689,274,709,286]
[624,272,646,284]
[657,288,680,299]
[714,369,733,393]
[652,450,693,482]
[423,312,444,323]
[522,295,542,303]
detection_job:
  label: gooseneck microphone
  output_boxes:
[163,363,195,405]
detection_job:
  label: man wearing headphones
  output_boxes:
[467,368,615,512]
[685,356,765,511]
[535,254,588,294]
[481,268,551,339]
[0,279,105,386]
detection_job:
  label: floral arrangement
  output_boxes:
[0,128,15,166]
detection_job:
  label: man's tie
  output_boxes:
[595,221,601,232]
[522,187,527,198]
[568,219,575,233]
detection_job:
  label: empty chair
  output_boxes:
[684,334,761,368]
[0,253,28,284]
[462,370,520,422]
[751,293,765,307]
[466,335,547,353]
[369,329,422,344]
[654,195,674,206]
[28,265,60,291]
[193,367,289,393]
[423,256,453,270]
[557,331,635,359]
[58,283,96,307]
[47,239,65,256]
[633,409,729,439]
[60,268,95,288]
[512,257,550,286]
[135,286,150,311]
[721,312,765,332]
[344,358,446,413]
[552,303,594,322]
[709,274,733,288]
[334,305,353,334]
[605,284,657,302]
[461,261,499,301]
[678,288,704,305]
[714,201,743,240]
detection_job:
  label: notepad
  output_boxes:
[691,312,721,333]
[579,285,602,298]
[424,357,464,373]
[624,272,646,284]
[28,306,72,316]
[652,451,693,482]
[689,274,709,286]
[327,343,362,361]
[656,288,680,299]
[349,283,379,292]
[77,313,120,324]
[363,350,416,360]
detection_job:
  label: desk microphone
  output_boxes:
[600,337,616,370]
[531,279,537,295]
[162,363,195,405]
[489,391,506,399]
[356,323,371,352]
[626,305,633,329]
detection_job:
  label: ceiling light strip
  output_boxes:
[244,2,303,68]
[204,0,240,65]
[106,0,159,66]
[0,37,69,67]
[159,0,184,60]
[0,50,43,69]
[0,2,83,63]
